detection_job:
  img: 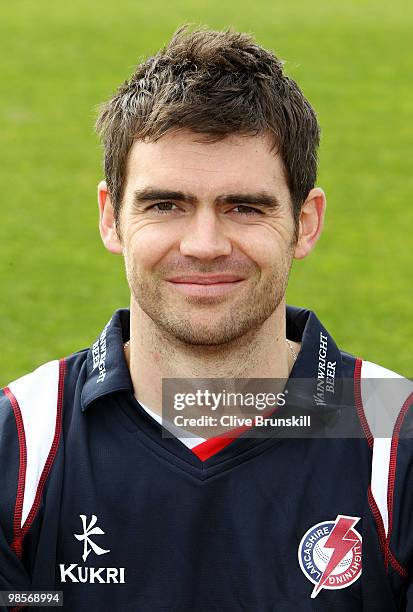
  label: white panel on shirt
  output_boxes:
[361,360,413,535]
[138,401,206,449]
[9,360,60,527]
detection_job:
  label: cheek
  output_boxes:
[235,226,292,270]
[125,223,179,270]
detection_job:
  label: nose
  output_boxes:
[179,207,232,260]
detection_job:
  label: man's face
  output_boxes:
[117,130,297,346]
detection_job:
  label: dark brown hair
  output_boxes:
[96,26,320,227]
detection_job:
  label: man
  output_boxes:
[1,26,412,611]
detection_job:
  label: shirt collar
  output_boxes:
[81,305,343,411]
[81,309,133,411]
[286,305,344,414]
[287,305,342,381]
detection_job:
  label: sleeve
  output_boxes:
[0,360,64,611]
[0,388,32,609]
[358,360,413,609]
[390,434,413,611]
[406,575,413,611]
[382,398,413,610]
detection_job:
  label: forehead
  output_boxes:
[124,130,290,200]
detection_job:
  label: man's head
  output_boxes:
[97,27,325,347]
[96,25,321,231]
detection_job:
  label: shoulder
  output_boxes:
[0,350,88,544]
[1,349,89,431]
[353,359,413,578]
[354,358,413,439]
[1,349,89,454]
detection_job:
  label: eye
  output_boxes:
[149,202,178,213]
[231,205,263,216]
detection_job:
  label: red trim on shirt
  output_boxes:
[353,358,373,448]
[367,485,406,577]
[191,407,279,461]
[386,390,413,564]
[4,387,26,559]
[191,421,251,461]
[367,485,387,558]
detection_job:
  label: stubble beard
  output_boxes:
[126,255,294,347]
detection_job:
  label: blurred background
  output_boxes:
[1,0,412,385]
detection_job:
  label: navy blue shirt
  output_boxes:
[1,306,413,611]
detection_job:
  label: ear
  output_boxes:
[98,180,123,255]
[294,188,326,260]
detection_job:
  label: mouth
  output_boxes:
[165,275,245,298]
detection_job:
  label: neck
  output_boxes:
[125,299,299,417]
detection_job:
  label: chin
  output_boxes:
[158,316,262,347]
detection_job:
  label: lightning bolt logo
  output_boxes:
[311,515,360,598]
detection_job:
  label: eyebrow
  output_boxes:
[132,188,281,209]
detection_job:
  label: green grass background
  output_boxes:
[1,0,412,385]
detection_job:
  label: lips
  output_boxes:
[165,275,244,284]
[165,275,245,298]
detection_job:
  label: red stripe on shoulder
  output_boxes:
[21,359,66,538]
